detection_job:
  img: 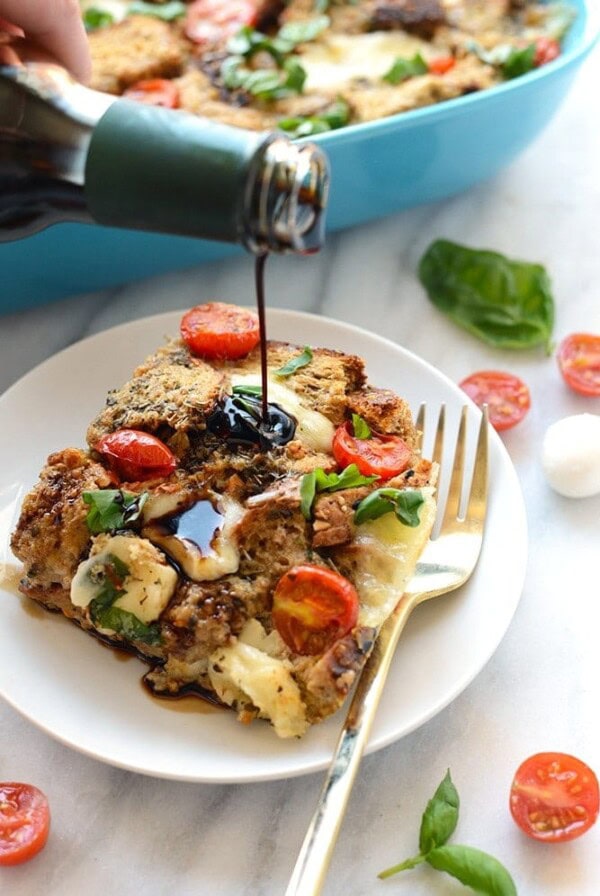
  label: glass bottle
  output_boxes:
[0,57,329,254]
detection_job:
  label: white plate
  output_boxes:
[0,309,527,783]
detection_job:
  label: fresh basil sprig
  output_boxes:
[351,413,371,440]
[83,490,148,534]
[301,464,378,520]
[378,771,517,895]
[354,487,423,527]
[127,1,186,20]
[274,346,313,377]
[83,7,115,30]
[418,239,555,352]
[278,99,350,138]
[383,53,428,84]
[232,384,263,398]
[502,44,536,79]
[278,15,330,46]
[88,554,161,646]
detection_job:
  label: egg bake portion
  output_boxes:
[81,0,575,136]
[11,303,437,738]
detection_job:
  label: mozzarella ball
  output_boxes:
[542,414,600,498]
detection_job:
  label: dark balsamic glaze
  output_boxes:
[206,252,297,451]
[152,499,223,555]
[142,677,223,713]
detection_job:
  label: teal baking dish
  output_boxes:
[2,0,597,314]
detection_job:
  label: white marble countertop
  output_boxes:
[2,47,600,896]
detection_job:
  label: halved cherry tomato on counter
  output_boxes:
[272,565,359,656]
[185,0,259,46]
[96,429,177,481]
[534,37,561,67]
[459,370,530,431]
[510,752,599,843]
[332,423,411,479]
[429,56,456,75]
[123,79,180,109]
[557,333,600,397]
[181,302,260,360]
[0,783,50,866]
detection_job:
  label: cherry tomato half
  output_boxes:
[557,333,600,397]
[429,56,456,75]
[272,565,359,656]
[181,302,260,360]
[0,783,50,866]
[510,753,599,843]
[535,37,561,67]
[459,370,531,431]
[332,423,411,479]
[123,79,180,109]
[96,430,177,481]
[185,0,259,46]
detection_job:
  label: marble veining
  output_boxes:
[1,48,600,896]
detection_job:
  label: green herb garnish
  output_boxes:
[83,7,115,30]
[418,239,555,352]
[383,53,428,84]
[277,15,330,46]
[98,606,161,645]
[126,0,186,20]
[378,770,517,895]
[351,413,371,440]
[354,488,424,527]
[274,346,314,377]
[83,490,148,534]
[87,555,161,646]
[502,44,537,79]
[232,384,263,397]
[300,464,378,520]
[278,99,350,138]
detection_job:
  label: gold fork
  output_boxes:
[285,403,489,896]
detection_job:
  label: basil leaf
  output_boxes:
[383,53,428,84]
[232,384,262,397]
[419,770,460,854]
[300,463,378,519]
[351,413,371,440]
[88,554,129,622]
[274,346,313,377]
[502,44,536,79]
[427,845,517,896]
[83,490,148,534]
[127,0,186,20]
[354,488,424,527]
[418,239,554,352]
[300,471,317,520]
[83,7,115,30]
[278,99,350,138]
[97,606,162,646]
[278,15,330,45]
[221,56,307,100]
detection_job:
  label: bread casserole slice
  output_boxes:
[11,314,436,738]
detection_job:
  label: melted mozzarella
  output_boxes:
[542,414,600,498]
[350,488,437,629]
[142,496,245,582]
[231,373,334,454]
[301,32,433,92]
[71,534,177,624]
[208,620,308,738]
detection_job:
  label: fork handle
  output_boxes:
[284,593,418,896]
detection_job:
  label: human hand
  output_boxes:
[0,0,91,82]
